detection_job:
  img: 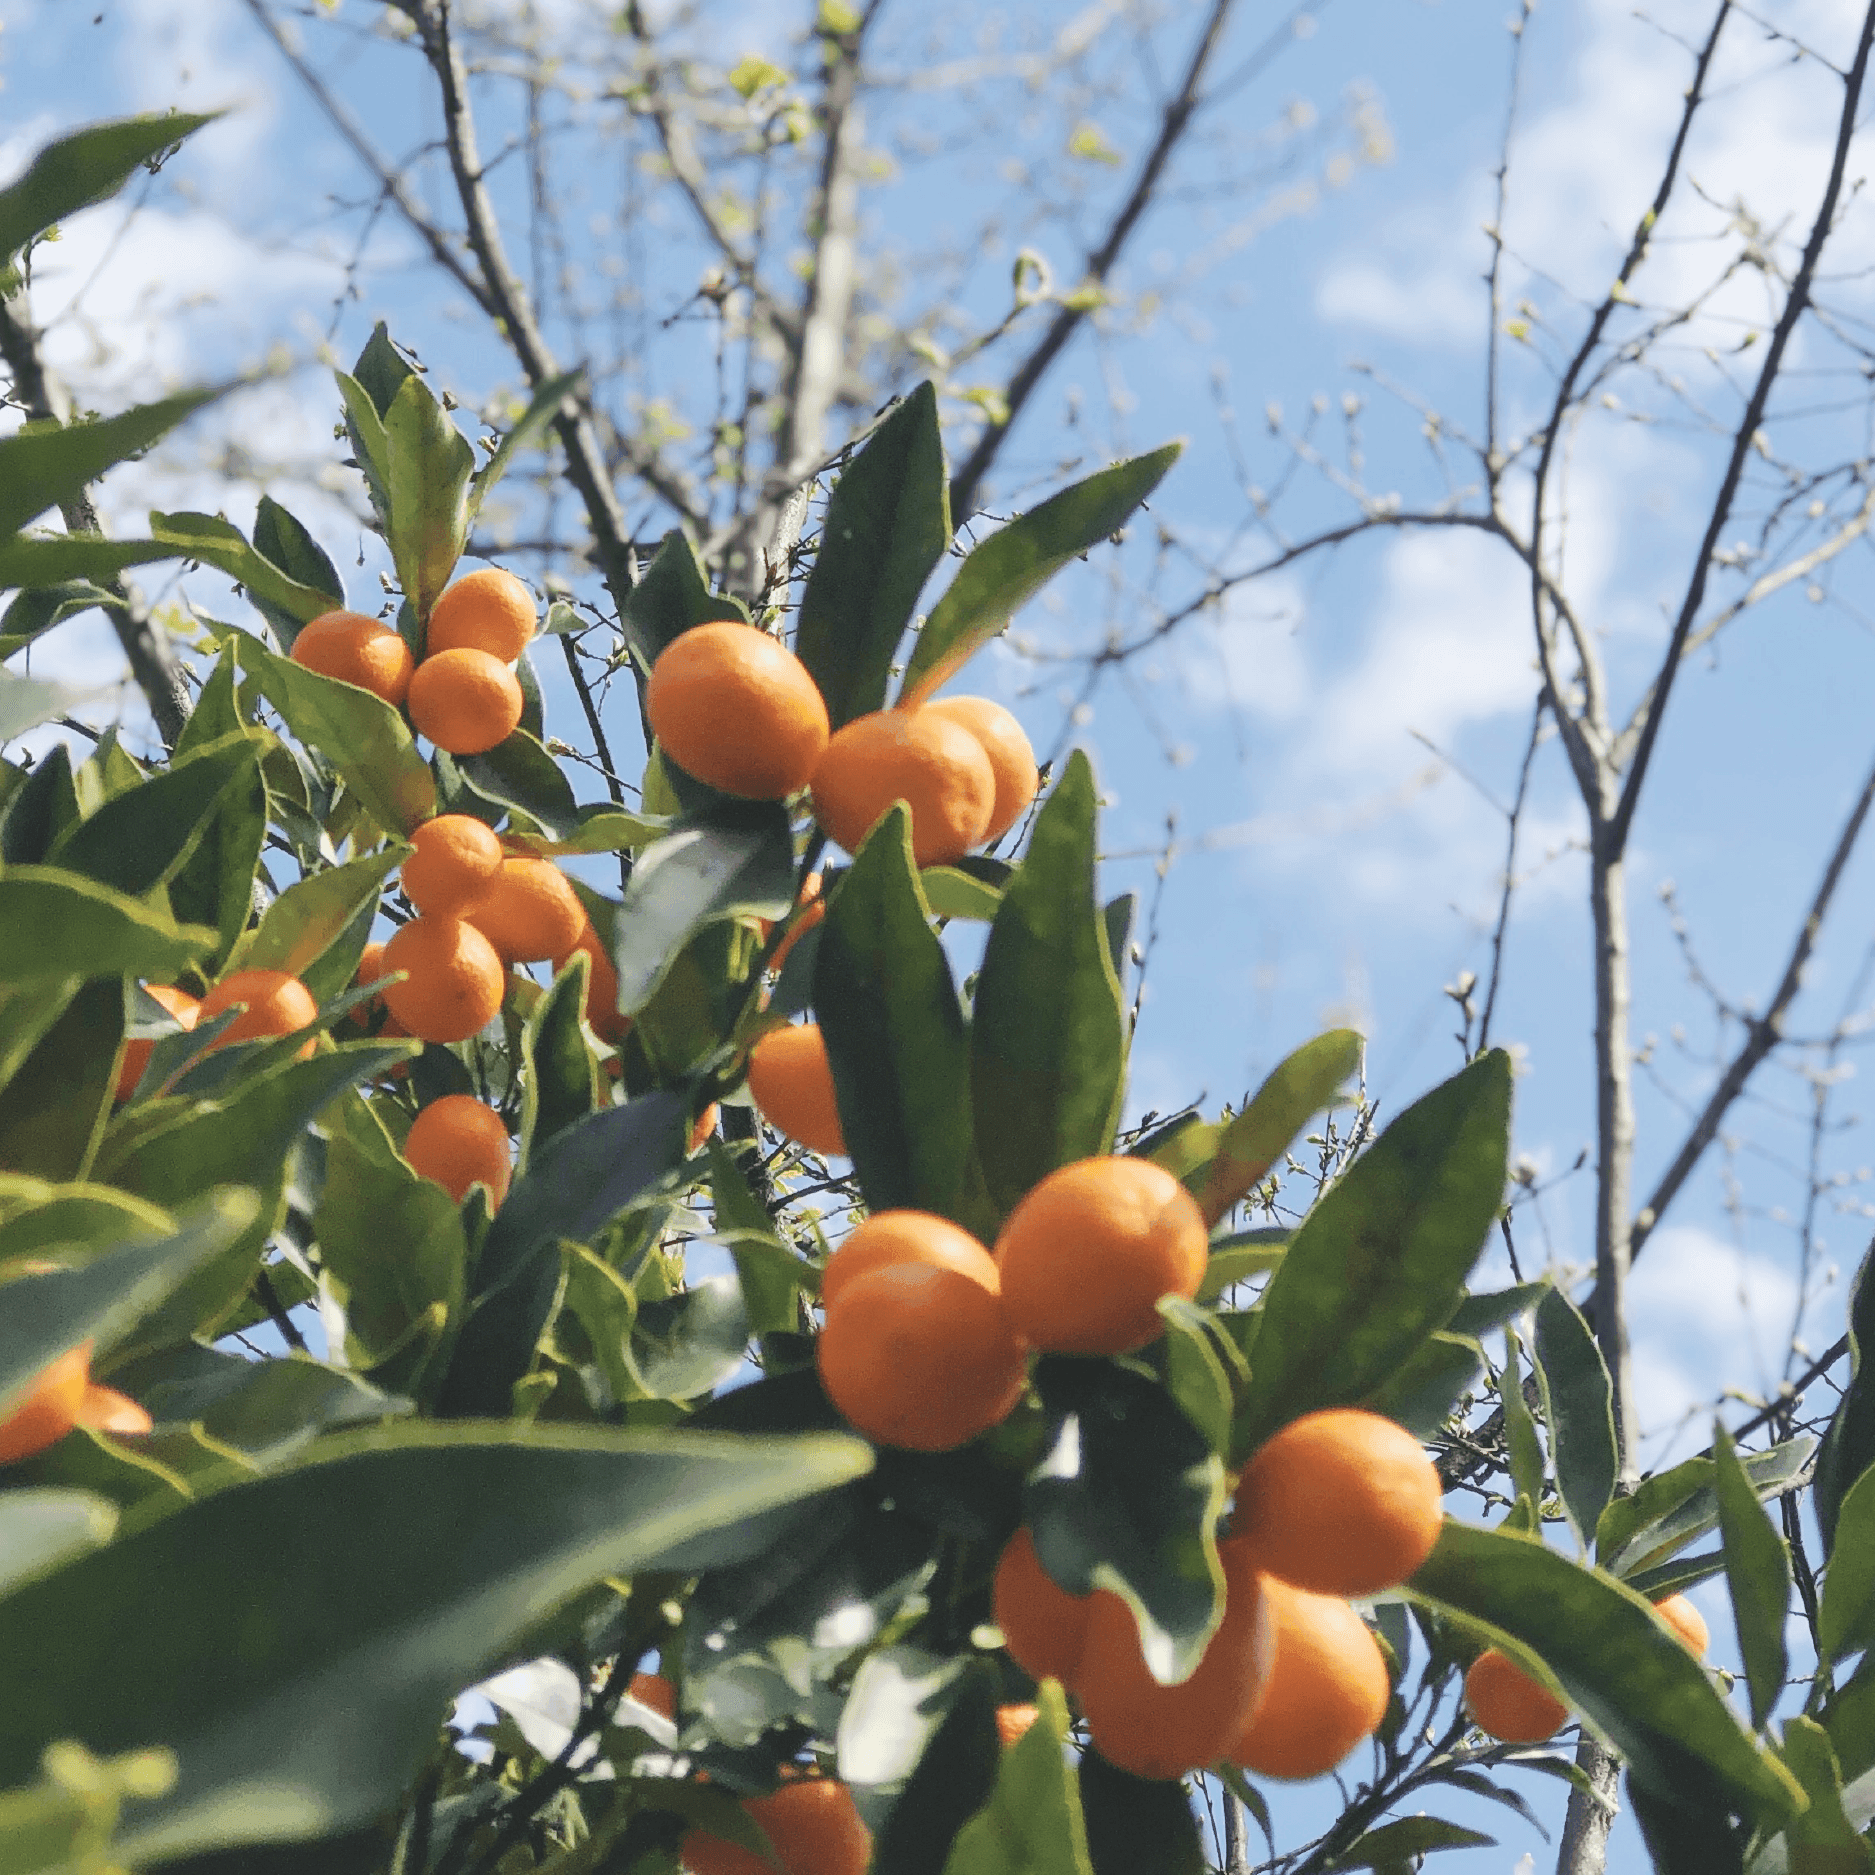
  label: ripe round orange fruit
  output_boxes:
[290,610,415,707]
[403,1094,512,1209]
[76,1384,153,1436]
[425,567,538,663]
[1464,1648,1569,1743]
[811,708,997,867]
[818,1261,1028,1451]
[0,1343,91,1465]
[647,622,830,799]
[1654,1593,1710,1658]
[821,1211,1001,1311]
[746,1023,845,1156]
[993,1527,1093,1687]
[199,969,319,1058]
[408,647,525,755]
[679,1776,871,1875]
[1231,1408,1444,1599]
[553,922,628,1044]
[379,916,507,1043]
[116,983,201,1101]
[993,1156,1209,1355]
[468,858,587,964]
[1076,1539,1275,1781]
[402,814,505,916]
[1228,1574,1390,1781]
[925,696,1038,844]
[996,1704,1040,1748]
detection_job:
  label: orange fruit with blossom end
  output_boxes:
[1654,1593,1710,1657]
[746,1023,845,1156]
[380,916,507,1044]
[1464,1649,1568,1743]
[469,858,587,964]
[821,1210,1002,1312]
[1231,1408,1444,1599]
[1228,1573,1390,1781]
[925,696,1038,844]
[553,923,629,1044]
[76,1384,153,1436]
[198,969,319,1059]
[1076,1538,1276,1781]
[996,1704,1040,1749]
[290,610,414,707]
[647,622,830,800]
[408,647,524,755]
[0,1343,91,1465]
[116,983,201,1101]
[403,1095,512,1209]
[818,1261,1028,1451]
[810,708,996,867]
[402,814,505,916]
[993,1527,1093,1686]
[679,1776,871,1875]
[993,1155,1208,1355]
[425,567,538,663]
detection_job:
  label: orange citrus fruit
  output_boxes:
[746,1023,845,1156]
[821,1210,1001,1311]
[993,1527,1093,1686]
[75,1384,153,1436]
[679,1776,871,1875]
[1228,1574,1390,1781]
[817,1261,1028,1451]
[116,983,201,1101]
[1076,1538,1275,1781]
[553,922,629,1044]
[996,1704,1040,1748]
[0,1343,91,1465]
[402,814,505,917]
[403,1095,512,1209]
[290,610,415,707]
[925,696,1038,844]
[198,969,319,1058]
[351,941,410,1039]
[379,916,508,1044]
[425,567,538,663]
[689,1104,720,1154]
[767,875,827,975]
[408,647,525,755]
[647,621,830,799]
[810,708,996,867]
[1231,1408,1444,1599]
[627,1672,675,1721]
[1654,1593,1709,1657]
[468,858,587,964]
[992,1156,1209,1355]
[1464,1648,1569,1743]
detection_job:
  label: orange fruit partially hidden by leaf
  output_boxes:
[810,708,996,867]
[747,1023,845,1156]
[469,858,587,964]
[76,1384,153,1437]
[993,1527,1092,1687]
[627,1672,675,1721]
[116,983,201,1101]
[689,1104,720,1154]
[647,621,830,800]
[402,814,505,916]
[1654,1593,1710,1658]
[198,969,319,1059]
[425,567,538,663]
[290,610,415,707]
[553,923,629,1044]
[926,696,1038,844]
[0,1343,91,1465]
[1231,1408,1444,1599]
[996,1704,1040,1749]
[821,1210,1001,1312]
[993,1156,1208,1355]
[408,647,525,755]
[403,1094,512,1209]
[380,916,508,1043]
[1465,1648,1569,1743]
[1228,1574,1389,1781]
[679,1776,872,1875]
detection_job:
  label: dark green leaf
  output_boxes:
[1713,1424,1791,1728]
[920,865,1004,921]
[468,371,583,523]
[1816,1237,1875,1555]
[349,323,415,418]
[1078,1749,1204,1875]
[1599,1441,1815,1578]
[1327,1817,1496,1867]
[795,383,949,728]
[707,1143,806,1335]
[1825,1650,1875,1786]
[1157,1296,1234,1454]
[1624,1549,1729,1601]
[165,753,268,977]
[382,375,474,623]
[148,511,337,626]
[1820,1463,1875,1664]
[0,980,78,1101]
[971,751,1125,1215]
[1534,1287,1618,1551]
[899,443,1182,704]
[455,728,580,839]
[0,976,121,1179]
[521,955,599,1164]
[1779,1718,1874,1872]
[941,1680,1091,1875]
[1628,1773,1747,1874]
[245,853,398,1005]
[628,1275,751,1401]
[1195,1230,1289,1302]
[1362,1330,1485,1439]
[0,579,116,659]
[0,746,79,865]
[0,533,207,590]
[0,392,204,536]
[1447,1282,1550,1338]
[0,867,215,985]
[251,496,345,649]
[0,110,217,256]
[1501,1327,1546,1512]
[1232,1051,1511,1456]
[620,530,748,668]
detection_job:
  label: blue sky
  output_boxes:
[9,0,1875,1865]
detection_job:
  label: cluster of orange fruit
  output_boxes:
[290,566,536,756]
[995,1407,1441,1783]
[0,1333,154,1465]
[114,967,320,1102]
[812,1156,1208,1452]
[645,621,1038,864]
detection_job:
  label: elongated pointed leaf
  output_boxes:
[468,370,583,523]
[521,955,599,1164]
[620,530,748,668]
[1713,1425,1791,1728]
[1331,1818,1496,1866]
[1534,1287,1618,1551]
[0,111,217,258]
[1079,1749,1205,1875]
[455,726,580,839]
[244,852,399,1004]
[0,868,215,985]
[1779,1719,1873,1873]
[251,495,345,650]
[1821,1463,1875,1664]
[0,975,120,1179]
[941,1681,1091,1875]
[1816,1237,1875,1554]
[148,511,338,625]
[383,373,475,623]
[0,392,218,539]
[1501,1327,1546,1512]
[1599,1441,1815,1579]
[1362,1329,1484,1439]
[0,533,199,589]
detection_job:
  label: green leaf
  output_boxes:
[244,852,399,1005]
[1501,1326,1547,1513]
[1197,1030,1364,1226]
[0,976,121,1179]
[0,867,215,985]
[164,757,269,979]
[148,510,338,626]
[1821,1462,1875,1664]
[971,752,1125,1215]
[1409,1519,1803,1824]
[816,806,983,1226]
[468,371,583,524]
[522,955,600,1164]
[1195,1230,1288,1302]
[613,801,794,1015]
[1078,1749,1204,1875]
[1629,1773,1747,1874]
[455,727,581,839]
[628,1276,752,1401]
[0,393,205,536]
[251,495,345,649]
[0,671,101,746]
[1231,1050,1511,1456]
[707,1143,806,1336]
[899,443,1181,704]
[382,372,475,623]
[0,1489,117,1600]
[0,746,79,866]
[921,864,1005,921]
[0,111,217,258]
[335,367,394,529]
[795,382,950,728]
[1825,1650,1875,1787]
[0,532,206,590]
[0,1421,872,1864]
[506,804,670,856]
[1816,1236,1875,1554]
[1327,1817,1496,1867]
[1362,1329,1485,1439]
[1600,1441,1815,1578]
[0,578,117,659]
[941,1680,1092,1875]
[1533,1287,1618,1551]
[1447,1281,1550,1338]
[1779,1718,1874,1873]
[621,529,748,669]
[1157,1296,1234,1454]
[1713,1424,1792,1728]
